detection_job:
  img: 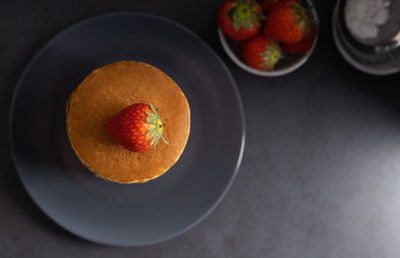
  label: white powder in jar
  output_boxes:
[345,0,391,39]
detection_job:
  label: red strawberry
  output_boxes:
[281,25,317,54]
[264,0,313,43]
[104,103,169,152]
[261,0,281,11]
[217,0,265,41]
[241,35,282,70]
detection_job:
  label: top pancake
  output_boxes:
[66,61,190,183]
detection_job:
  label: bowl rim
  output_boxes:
[218,0,319,77]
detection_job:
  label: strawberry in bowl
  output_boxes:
[217,0,265,41]
[241,35,282,71]
[263,0,314,43]
[280,19,318,54]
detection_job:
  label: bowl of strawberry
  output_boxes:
[217,0,319,76]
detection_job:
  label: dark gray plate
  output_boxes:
[9,12,245,246]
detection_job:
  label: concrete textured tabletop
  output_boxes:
[2,0,400,257]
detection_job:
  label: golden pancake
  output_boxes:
[66,61,190,183]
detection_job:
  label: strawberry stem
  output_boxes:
[291,2,315,36]
[228,0,265,31]
[145,103,170,149]
[260,41,283,69]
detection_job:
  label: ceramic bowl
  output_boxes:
[218,0,319,77]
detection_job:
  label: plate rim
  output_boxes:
[8,11,246,247]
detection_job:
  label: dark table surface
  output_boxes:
[2,0,400,257]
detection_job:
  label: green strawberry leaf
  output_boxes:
[149,103,159,117]
[146,116,155,124]
[146,128,156,136]
[161,135,170,145]
[250,15,261,27]
[243,19,251,30]
[233,18,242,31]
[227,6,237,22]
[150,134,157,146]
[144,103,170,149]
[145,111,158,123]
[153,135,161,148]
[254,11,266,20]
